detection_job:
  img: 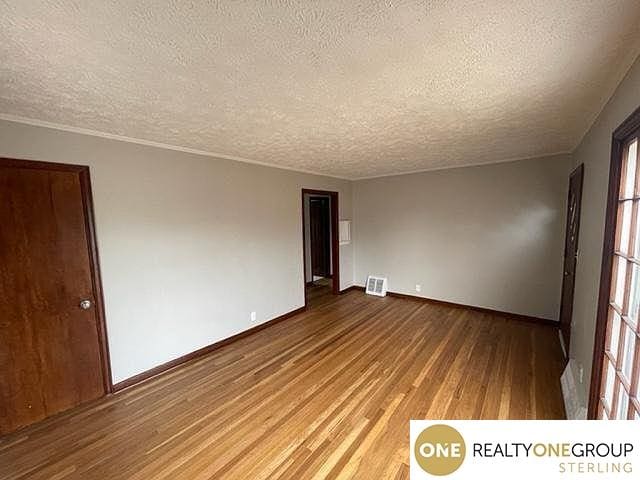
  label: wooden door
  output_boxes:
[559,164,584,354]
[0,158,109,434]
[310,197,331,278]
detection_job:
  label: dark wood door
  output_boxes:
[310,197,331,278]
[559,164,584,354]
[0,159,108,434]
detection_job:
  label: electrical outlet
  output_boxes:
[250,311,257,322]
[415,284,421,293]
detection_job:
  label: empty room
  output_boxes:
[1,2,640,479]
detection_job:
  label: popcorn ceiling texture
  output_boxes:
[1,1,640,179]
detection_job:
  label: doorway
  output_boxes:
[559,164,584,356]
[302,189,339,306]
[0,158,111,434]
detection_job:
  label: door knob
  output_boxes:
[79,299,92,310]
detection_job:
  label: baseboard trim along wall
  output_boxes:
[113,284,555,392]
[344,286,559,327]
[112,305,306,392]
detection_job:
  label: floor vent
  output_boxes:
[365,276,388,297]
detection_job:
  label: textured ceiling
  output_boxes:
[1,1,640,179]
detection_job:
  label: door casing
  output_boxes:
[558,164,584,355]
[302,189,340,304]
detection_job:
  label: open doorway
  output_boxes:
[302,189,339,306]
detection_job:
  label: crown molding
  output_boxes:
[0,113,350,180]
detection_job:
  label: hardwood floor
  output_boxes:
[0,290,566,479]
[305,278,333,306]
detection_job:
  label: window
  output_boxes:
[591,109,640,420]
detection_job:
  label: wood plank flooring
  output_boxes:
[0,289,566,479]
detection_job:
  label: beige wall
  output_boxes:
[8,52,636,392]
[569,56,640,406]
[353,155,572,320]
[0,119,354,383]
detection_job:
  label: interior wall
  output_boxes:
[6,48,637,392]
[0,119,354,384]
[353,154,572,320]
[568,55,640,407]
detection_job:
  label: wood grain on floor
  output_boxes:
[0,290,566,479]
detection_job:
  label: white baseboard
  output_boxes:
[561,360,587,419]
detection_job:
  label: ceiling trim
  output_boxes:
[0,113,572,181]
[570,50,640,153]
[351,151,572,181]
[0,113,350,180]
